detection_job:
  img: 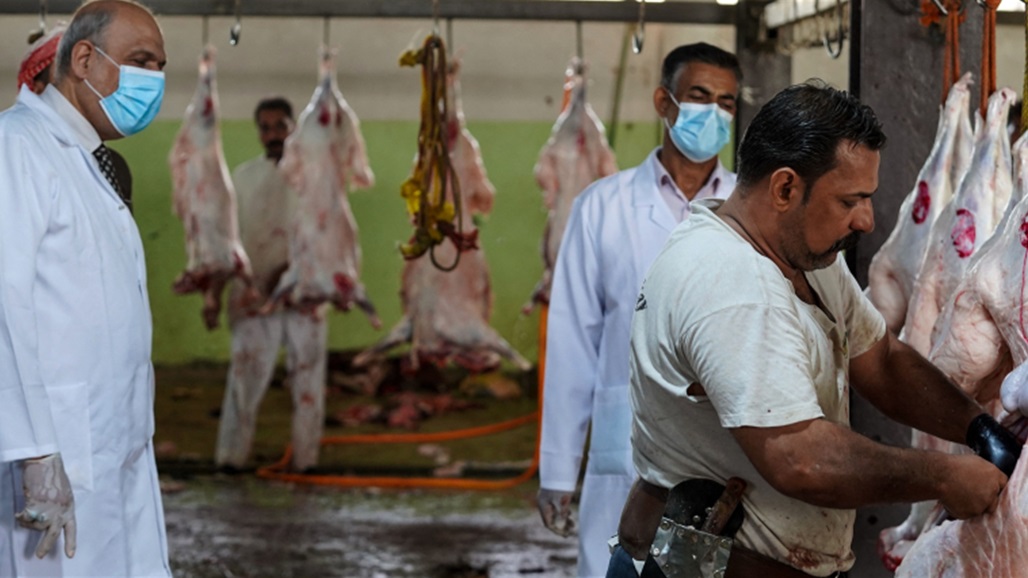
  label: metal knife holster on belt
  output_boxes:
[642,477,747,578]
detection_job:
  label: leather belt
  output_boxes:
[726,545,848,578]
[627,479,848,578]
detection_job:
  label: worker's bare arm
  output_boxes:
[848,331,984,444]
[729,418,1004,518]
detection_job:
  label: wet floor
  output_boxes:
[164,477,578,578]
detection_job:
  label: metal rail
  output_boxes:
[2,0,735,24]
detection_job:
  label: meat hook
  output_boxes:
[229,0,242,45]
[38,0,47,34]
[931,0,950,15]
[446,18,454,58]
[632,0,646,54]
[822,0,845,59]
[432,0,441,36]
[575,20,584,62]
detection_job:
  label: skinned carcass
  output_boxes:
[867,73,974,333]
[901,87,1016,356]
[265,49,379,327]
[169,46,252,294]
[523,58,617,312]
[930,132,1028,393]
[878,89,1017,569]
[353,59,530,372]
[881,133,1028,575]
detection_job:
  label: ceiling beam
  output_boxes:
[3,0,735,24]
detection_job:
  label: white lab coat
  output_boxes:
[0,87,170,577]
[540,148,735,578]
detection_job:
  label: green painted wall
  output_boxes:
[111,118,731,366]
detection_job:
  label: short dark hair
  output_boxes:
[54,5,114,82]
[254,97,293,123]
[736,80,886,194]
[54,0,153,83]
[661,42,742,91]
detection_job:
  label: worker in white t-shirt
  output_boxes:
[204,97,328,473]
[607,82,1021,578]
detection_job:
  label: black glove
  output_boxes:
[966,413,1023,477]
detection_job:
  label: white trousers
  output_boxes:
[215,310,328,471]
[578,471,636,578]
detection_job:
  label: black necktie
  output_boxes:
[93,144,123,198]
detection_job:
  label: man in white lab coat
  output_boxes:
[537,43,742,578]
[0,1,171,576]
[203,97,329,473]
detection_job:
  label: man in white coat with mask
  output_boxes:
[536,43,742,578]
[0,1,171,576]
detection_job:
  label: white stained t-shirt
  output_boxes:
[629,198,886,577]
[229,156,296,316]
[652,148,736,223]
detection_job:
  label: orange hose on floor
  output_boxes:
[255,305,551,490]
[256,413,539,489]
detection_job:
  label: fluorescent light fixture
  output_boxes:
[998,0,1025,11]
[716,0,739,5]
[586,0,667,3]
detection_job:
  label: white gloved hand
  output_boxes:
[537,487,578,538]
[1001,361,1028,416]
[16,453,76,559]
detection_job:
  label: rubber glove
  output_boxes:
[1001,361,1028,416]
[16,454,76,559]
[966,413,1023,478]
[537,488,577,537]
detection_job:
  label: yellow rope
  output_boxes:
[398,34,477,271]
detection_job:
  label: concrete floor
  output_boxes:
[163,477,578,578]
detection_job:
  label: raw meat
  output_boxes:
[901,87,1016,356]
[930,131,1028,395]
[265,49,379,326]
[895,446,1028,578]
[524,58,617,311]
[867,73,974,333]
[168,46,252,294]
[879,132,1028,574]
[353,59,530,373]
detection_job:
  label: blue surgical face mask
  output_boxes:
[663,89,733,163]
[85,46,165,137]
